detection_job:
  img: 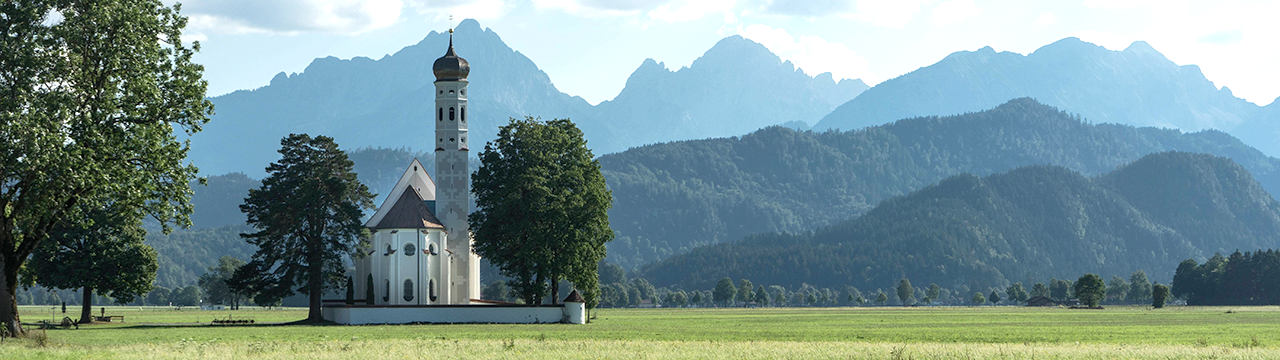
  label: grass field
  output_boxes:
[3,305,1279,358]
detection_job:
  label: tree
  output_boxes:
[1127,270,1153,304]
[1074,274,1106,307]
[713,277,737,307]
[172,285,201,306]
[21,202,157,323]
[972,292,986,305]
[1106,275,1130,304]
[689,290,702,307]
[197,256,245,310]
[805,292,817,306]
[755,287,770,306]
[672,290,688,307]
[1050,278,1073,301]
[0,0,211,335]
[146,287,170,306]
[926,284,941,305]
[1031,283,1050,298]
[989,290,1001,305]
[228,134,375,322]
[737,279,754,306]
[896,279,914,306]
[1006,283,1029,303]
[875,291,888,306]
[471,117,614,305]
[598,261,627,285]
[1152,283,1170,308]
[483,280,512,302]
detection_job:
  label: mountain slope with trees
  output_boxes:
[812,37,1279,157]
[600,98,1280,269]
[637,152,1280,291]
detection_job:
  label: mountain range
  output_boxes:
[600,99,1280,270]
[813,37,1280,158]
[638,151,1280,291]
[189,20,865,177]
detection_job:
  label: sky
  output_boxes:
[175,0,1279,107]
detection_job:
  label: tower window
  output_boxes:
[383,279,390,302]
[403,279,415,302]
[449,90,455,94]
[449,107,455,120]
[449,138,455,142]
[404,242,416,256]
[429,279,438,302]
[438,107,443,121]
[461,107,466,122]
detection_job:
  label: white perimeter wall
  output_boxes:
[322,305,585,325]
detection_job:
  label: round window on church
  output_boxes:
[403,279,415,302]
[404,242,415,256]
[428,243,437,255]
[384,244,393,256]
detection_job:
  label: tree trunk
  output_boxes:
[80,286,94,324]
[308,257,323,323]
[0,256,22,337]
[550,276,560,305]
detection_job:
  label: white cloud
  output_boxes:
[756,0,856,17]
[738,24,870,81]
[852,0,927,28]
[648,0,737,22]
[182,0,404,35]
[532,0,736,22]
[929,0,980,26]
[404,0,509,21]
[1035,12,1056,27]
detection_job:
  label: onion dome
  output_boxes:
[433,34,469,82]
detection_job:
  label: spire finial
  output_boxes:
[448,15,454,34]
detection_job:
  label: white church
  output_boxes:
[322,31,585,325]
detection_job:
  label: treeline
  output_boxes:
[1173,250,1280,305]
[14,285,203,307]
[586,261,1162,308]
[602,98,1280,270]
[639,152,1280,292]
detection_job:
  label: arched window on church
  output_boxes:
[429,279,438,302]
[461,106,466,122]
[403,279,415,302]
[383,279,390,302]
[438,107,443,121]
[449,107,455,120]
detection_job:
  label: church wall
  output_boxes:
[322,304,584,325]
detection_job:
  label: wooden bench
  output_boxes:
[95,315,125,322]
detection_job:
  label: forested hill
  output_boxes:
[600,98,1280,270]
[637,152,1280,291]
[811,37,1280,157]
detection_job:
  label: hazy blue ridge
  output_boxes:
[188,20,865,177]
[601,98,1280,270]
[813,37,1275,157]
[636,151,1280,292]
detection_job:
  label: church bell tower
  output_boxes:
[432,30,479,303]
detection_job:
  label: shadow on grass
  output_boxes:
[77,319,336,330]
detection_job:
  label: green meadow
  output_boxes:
[3,305,1279,358]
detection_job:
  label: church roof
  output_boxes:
[371,187,444,230]
[433,34,469,82]
[563,290,585,303]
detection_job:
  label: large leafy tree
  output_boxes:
[896,279,914,306]
[1074,274,1106,307]
[198,256,246,310]
[0,0,210,334]
[471,117,613,305]
[229,134,374,322]
[21,202,157,323]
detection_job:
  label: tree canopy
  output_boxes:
[471,117,613,305]
[229,134,374,322]
[21,202,158,323]
[0,0,211,334]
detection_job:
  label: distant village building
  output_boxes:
[323,30,583,324]
[1025,296,1055,307]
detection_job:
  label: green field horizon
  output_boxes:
[3,305,1279,358]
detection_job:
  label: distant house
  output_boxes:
[1026,296,1055,307]
[638,299,656,308]
[1025,296,1081,307]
